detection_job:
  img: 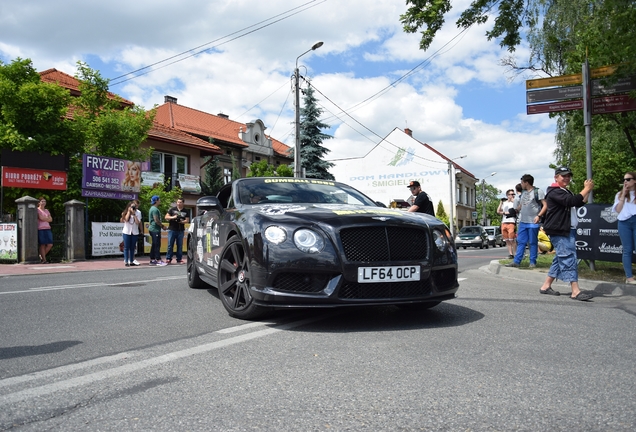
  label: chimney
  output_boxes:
[405,128,413,137]
[217,113,229,119]
[164,95,177,104]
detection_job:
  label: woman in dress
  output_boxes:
[120,201,141,267]
[612,171,636,284]
[37,197,53,263]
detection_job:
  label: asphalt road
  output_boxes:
[1,252,635,431]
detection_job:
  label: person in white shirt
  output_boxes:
[612,171,636,284]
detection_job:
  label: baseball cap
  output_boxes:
[554,167,572,176]
[407,181,420,188]
[150,195,160,204]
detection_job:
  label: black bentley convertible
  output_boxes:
[186,177,458,319]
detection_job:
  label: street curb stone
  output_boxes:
[484,260,636,297]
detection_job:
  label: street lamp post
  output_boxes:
[294,41,324,178]
[481,172,497,225]
[447,155,466,238]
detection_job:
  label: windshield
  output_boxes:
[236,178,379,206]
[460,227,481,234]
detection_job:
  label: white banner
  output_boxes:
[0,223,18,262]
[91,222,124,256]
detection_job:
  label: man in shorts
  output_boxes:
[497,189,517,259]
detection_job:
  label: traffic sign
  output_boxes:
[525,65,618,90]
[526,74,582,90]
[592,76,636,96]
[527,85,582,103]
[526,100,584,115]
[593,94,636,114]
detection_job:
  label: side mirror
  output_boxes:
[196,196,222,216]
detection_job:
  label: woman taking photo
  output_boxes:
[613,172,636,284]
[121,201,141,267]
[37,197,53,263]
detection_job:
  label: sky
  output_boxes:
[0,0,563,196]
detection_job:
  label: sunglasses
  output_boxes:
[409,186,418,189]
[624,178,635,182]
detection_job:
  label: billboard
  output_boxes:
[575,204,636,263]
[2,167,67,190]
[82,154,141,199]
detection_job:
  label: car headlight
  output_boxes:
[474,236,481,240]
[264,226,286,244]
[433,229,448,252]
[293,229,324,253]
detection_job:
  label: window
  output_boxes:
[151,151,188,190]
[224,168,232,184]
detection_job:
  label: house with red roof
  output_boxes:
[154,95,292,182]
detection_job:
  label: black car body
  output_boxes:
[186,177,459,319]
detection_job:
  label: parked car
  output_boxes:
[186,177,459,319]
[454,226,489,249]
[484,226,504,247]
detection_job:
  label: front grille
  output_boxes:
[340,227,429,262]
[338,279,432,300]
[272,272,331,293]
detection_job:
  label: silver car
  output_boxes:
[484,226,504,247]
[454,226,489,249]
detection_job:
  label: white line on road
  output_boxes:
[0,314,330,405]
[0,276,187,295]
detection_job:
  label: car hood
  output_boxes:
[457,233,481,239]
[249,203,441,229]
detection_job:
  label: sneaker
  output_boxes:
[156,260,167,267]
[166,259,172,264]
[125,262,130,267]
[149,260,157,266]
[131,260,140,266]
[508,255,514,259]
[626,279,636,285]
[505,262,519,268]
[529,263,536,268]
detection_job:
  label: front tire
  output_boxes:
[217,236,266,320]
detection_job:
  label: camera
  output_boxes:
[500,198,507,201]
[131,205,136,210]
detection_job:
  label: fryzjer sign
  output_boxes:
[1,167,67,190]
[82,154,141,200]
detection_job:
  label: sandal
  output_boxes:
[571,292,593,301]
[540,287,560,296]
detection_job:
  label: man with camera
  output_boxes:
[165,198,189,264]
[497,189,518,259]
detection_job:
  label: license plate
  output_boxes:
[357,266,420,283]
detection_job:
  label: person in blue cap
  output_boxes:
[148,195,167,266]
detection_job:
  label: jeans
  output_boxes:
[166,230,184,262]
[514,222,539,264]
[122,233,137,263]
[547,229,578,282]
[618,215,636,278]
[149,230,161,261]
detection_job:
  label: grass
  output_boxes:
[498,254,632,284]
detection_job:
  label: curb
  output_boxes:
[483,260,636,297]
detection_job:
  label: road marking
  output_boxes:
[0,276,186,295]
[0,314,330,405]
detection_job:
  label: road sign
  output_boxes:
[592,94,636,114]
[526,74,582,90]
[525,65,619,90]
[526,85,582,103]
[526,100,583,115]
[592,76,636,96]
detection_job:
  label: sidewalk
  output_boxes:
[485,260,636,297]
[0,257,163,277]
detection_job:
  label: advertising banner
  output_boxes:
[141,172,165,188]
[91,222,124,256]
[142,222,189,254]
[575,204,636,263]
[82,154,142,194]
[178,174,201,194]
[2,167,67,190]
[0,223,18,262]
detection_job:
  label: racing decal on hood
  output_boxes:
[258,204,307,215]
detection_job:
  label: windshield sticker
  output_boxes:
[264,178,335,186]
[258,204,307,215]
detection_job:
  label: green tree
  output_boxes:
[476,182,502,225]
[436,200,449,226]
[298,83,334,180]
[201,155,224,196]
[247,159,293,177]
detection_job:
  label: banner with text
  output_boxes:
[91,222,124,256]
[82,154,141,199]
[2,167,67,190]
